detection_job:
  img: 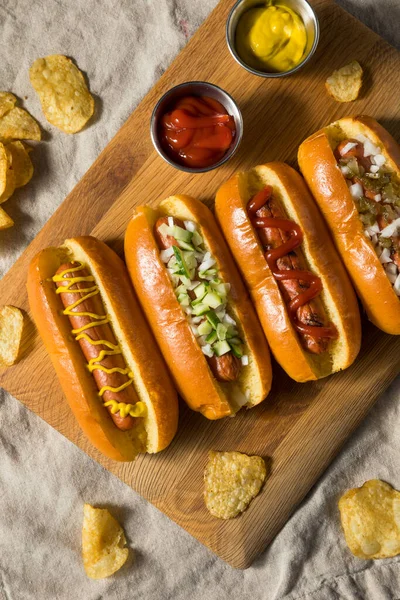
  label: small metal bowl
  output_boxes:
[150,81,243,174]
[226,0,320,78]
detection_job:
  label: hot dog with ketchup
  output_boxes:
[298,116,400,334]
[124,195,272,419]
[215,162,361,382]
[27,236,178,461]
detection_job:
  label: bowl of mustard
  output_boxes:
[226,0,319,77]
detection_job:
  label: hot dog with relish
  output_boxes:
[215,162,361,382]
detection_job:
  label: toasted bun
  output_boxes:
[215,162,361,382]
[27,236,178,461]
[124,195,272,419]
[298,116,400,334]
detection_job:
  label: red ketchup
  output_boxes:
[159,95,236,169]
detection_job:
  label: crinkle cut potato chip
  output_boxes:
[0,144,15,204]
[0,305,23,367]
[339,479,400,559]
[0,107,41,142]
[204,451,267,519]
[0,92,16,118]
[29,55,95,134]
[0,207,13,229]
[6,141,34,188]
[325,60,363,103]
[82,504,129,579]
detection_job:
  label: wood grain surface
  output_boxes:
[1,0,400,568]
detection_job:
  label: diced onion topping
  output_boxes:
[349,182,363,199]
[380,217,400,238]
[340,142,357,156]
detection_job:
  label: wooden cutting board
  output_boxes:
[1,0,400,569]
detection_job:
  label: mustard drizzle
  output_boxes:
[53,262,146,420]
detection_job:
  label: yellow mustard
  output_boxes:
[236,2,307,73]
[53,262,147,420]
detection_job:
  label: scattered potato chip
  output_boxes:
[0,143,15,203]
[326,60,363,102]
[0,92,16,118]
[0,107,41,141]
[30,55,95,134]
[204,451,267,519]
[339,479,400,559]
[0,207,14,230]
[82,504,129,579]
[6,141,33,188]
[0,305,23,367]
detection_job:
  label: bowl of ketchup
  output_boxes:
[150,81,243,173]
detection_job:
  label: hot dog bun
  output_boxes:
[215,162,361,382]
[124,195,272,419]
[27,236,178,461]
[298,116,400,334]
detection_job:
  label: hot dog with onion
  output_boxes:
[298,116,400,334]
[27,236,178,461]
[215,162,361,382]
[124,195,272,419]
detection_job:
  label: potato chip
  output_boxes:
[0,107,41,141]
[82,504,129,579]
[326,60,363,102]
[0,207,14,230]
[30,55,95,134]
[339,479,400,559]
[0,143,15,203]
[204,451,267,519]
[6,141,34,188]
[0,92,16,118]
[0,306,23,367]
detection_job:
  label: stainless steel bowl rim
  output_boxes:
[150,81,243,174]
[226,0,320,78]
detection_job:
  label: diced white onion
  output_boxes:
[364,230,371,239]
[184,220,196,232]
[374,154,386,167]
[340,142,357,156]
[241,355,249,366]
[394,274,400,295]
[369,165,380,174]
[371,234,378,246]
[366,223,380,235]
[355,134,367,143]
[167,216,174,227]
[187,280,201,290]
[340,165,350,176]
[192,316,203,324]
[385,263,398,275]
[223,313,236,326]
[190,324,199,336]
[363,139,380,157]
[379,248,392,264]
[380,218,400,238]
[201,344,214,357]
[160,247,175,263]
[199,257,216,272]
[374,193,382,202]
[349,182,363,199]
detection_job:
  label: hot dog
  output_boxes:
[298,116,400,334]
[215,162,361,382]
[27,236,178,461]
[124,195,272,419]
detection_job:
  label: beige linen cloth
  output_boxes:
[0,0,399,598]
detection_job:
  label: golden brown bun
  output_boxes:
[298,116,400,334]
[27,236,178,461]
[215,162,361,382]
[124,195,272,419]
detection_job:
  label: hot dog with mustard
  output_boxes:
[27,236,178,461]
[215,162,361,382]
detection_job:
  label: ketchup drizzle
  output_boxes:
[248,187,337,340]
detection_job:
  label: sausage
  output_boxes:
[154,217,241,382]
[55,263,140,431]
[255,197,331,355]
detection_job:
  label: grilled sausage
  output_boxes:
[154,217,241,382]
[55,263,141,431]
[255,196,331,354]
